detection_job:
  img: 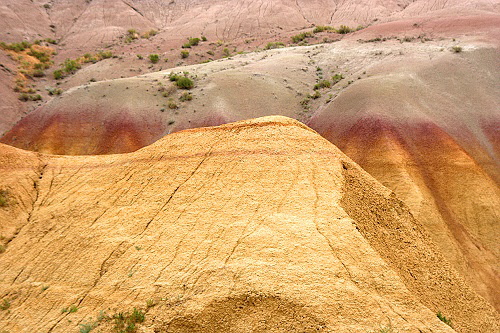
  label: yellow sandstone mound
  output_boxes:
[0,116,497,332]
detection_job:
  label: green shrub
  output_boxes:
[148,54,159,64]
[31,69,45,77]
[0,245,5,253]
[141,29,158,39]
[188,37,200,46]
[201,36,207,41]
[0,41,32,52]
[179,92,193,101]
[53,69,63,79]
[264,42,285,50]
[314,80,331,90]
[0,190,7,207]
[45,38,57,44]
[27,48,51,63]
[291,32,313,43]
[337,25,353,34]
[0,299,10,310]
[313,26,334,33]
[332,73,344,84]
[98,51,113,59]
[437,312,452,327]
[176,76,194,89]
[47,87,63,95]
[136,54,143,59]
[112,308,145,333]
[168,101,178,109]
[180,50,189,58]
[79,321,96,333]
[18,93,30,101]
[451,46,462,53]
[62,59,81,73]
[222,48,231,57]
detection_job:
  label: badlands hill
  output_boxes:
[0,117,498,333]
[2,22,499,310]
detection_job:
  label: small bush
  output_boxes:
[201,36,207,41]
[313,25,334,33]
[264,42,285,50]
[222,48,231,57]
[113,308,145,333]
[148,54,159,64]
[53,69,63,79]
[45,38,57,44]
[337,25,353,34]
[179,92,193,101]
[0,245,5,253]
[175,76,194,89]
[180,50,189,58]
[291,32,313,43]
[18,93,30,101]
[314,80,331,90]
[0,299,10,310]
[437,312,452,327]
[62,59,81,73]
[98,51,113,59]
[27,48,51,63]
[79,321,96,333]
[142,29,158,39]
[168,101,178,109]
[332,73,344,84]
[451,46,462,53]
[0,190,7,207]
[32,69,45,77]
[47,87,63,95]
[188,37,200,46]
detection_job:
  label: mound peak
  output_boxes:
[0,118,497,332]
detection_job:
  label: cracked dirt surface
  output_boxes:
[0,116,498,332]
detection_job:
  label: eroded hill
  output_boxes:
[0,117,498,332]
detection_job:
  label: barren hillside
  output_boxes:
[0,117,498,332]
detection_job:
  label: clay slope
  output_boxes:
[0,117,497,333]
[2,34,499,310]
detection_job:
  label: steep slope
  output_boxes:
[0,117,497,333]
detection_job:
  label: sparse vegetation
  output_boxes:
[337,25,353,34]
[313,25,334,33]
[79,321,97,333]
[291,31,313,43]
[0,299,10,311]
[332,73,344,84]
[180,50,189,58]
[62,59,81,73]
[314,80,331,90]
[168,101,178,109]
[47,87,63,95]
[19,93,42,101]
[179,92,193,101]
[112,308,145,333]
[0,189,8,207]
[437,312,452,327]
[264,42,285,50]
[141,29,158,39]
[175,76,194,89]
[148,54,159,64]
[201,36,207,41]
[222,48,231,57]
[53,69,63,80]
[451,46,462,53]
[0,245,5,253]
[61,304,78,313]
